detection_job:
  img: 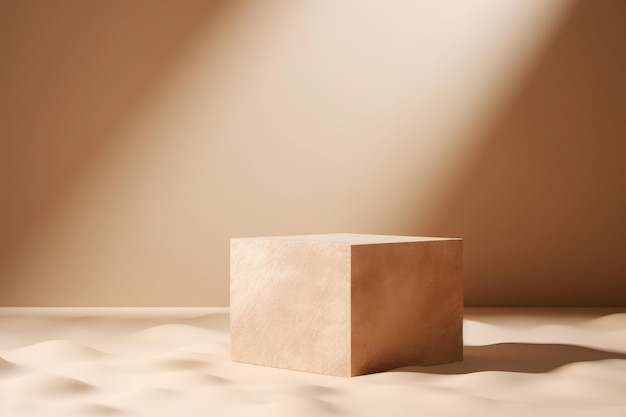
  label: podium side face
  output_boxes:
[350,240,463,376]
[230,238,352,376]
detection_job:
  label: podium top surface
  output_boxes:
[232,233,461,245]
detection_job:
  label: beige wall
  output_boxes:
[1,0,624,306]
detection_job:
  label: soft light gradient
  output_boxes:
[1,0,624,306]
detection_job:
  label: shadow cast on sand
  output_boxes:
[393,343,626,374]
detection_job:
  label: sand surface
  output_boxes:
[1,307,625,416]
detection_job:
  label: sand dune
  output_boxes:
[0,356,18,377]
[0,307,624,416]
[582,313,626,330]
[2,339,104,366]
[146,355,212,371]
[132,323,222,345]
[10,373,93,396]
[67,403,122,416]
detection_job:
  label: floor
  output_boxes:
[1,307,625,416]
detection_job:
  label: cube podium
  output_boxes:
[230,234,463,377]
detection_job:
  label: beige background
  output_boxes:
[1,0,625,307]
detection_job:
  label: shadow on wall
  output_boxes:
[421,0,626,306]
[0,0,224,270]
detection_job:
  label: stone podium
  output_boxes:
[230,233,463,377]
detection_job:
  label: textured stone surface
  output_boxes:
[230,234,463,377]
